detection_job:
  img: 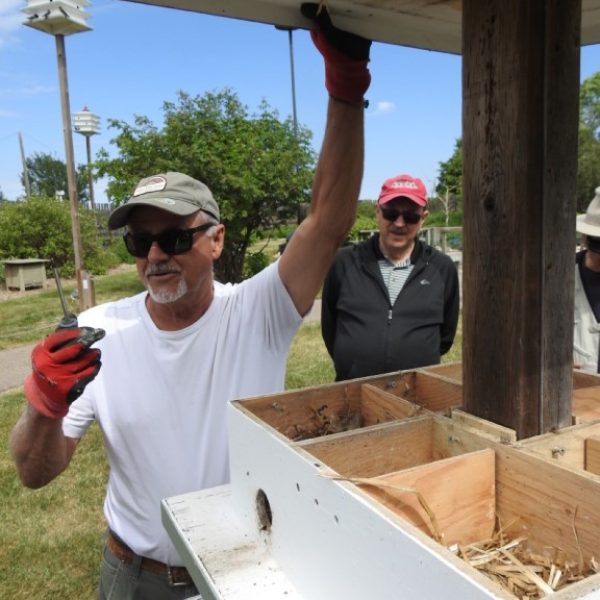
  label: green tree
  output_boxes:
[435,138,462,214]
[95,89,316,282]
[0,197,109,276]
[577,72,600,211]
[349,200,377,239]
[577,126,600,212]
[22,152,90,202]
[580,71,600,136]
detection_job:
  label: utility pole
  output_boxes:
[85,135,95,209]
[56,33,84,306]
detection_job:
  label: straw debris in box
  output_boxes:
[459,528,599,599]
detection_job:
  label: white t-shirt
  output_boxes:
[63,262,302,565]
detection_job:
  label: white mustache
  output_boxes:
[145,264,180,277]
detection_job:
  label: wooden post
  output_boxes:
[462,0,581,438]
[55,34,85,311]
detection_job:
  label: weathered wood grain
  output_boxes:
[361,449,496,546]
[462,0,581,437]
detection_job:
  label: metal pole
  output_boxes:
[85,134,100,233]
[18,132,32,197]
[55,33,84,311]
[287,28,298,137]
[85,135,96,211]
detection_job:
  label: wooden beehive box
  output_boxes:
[225,366,600,599]
[3,259,48,291]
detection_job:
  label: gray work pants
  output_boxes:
[98,542,200,600]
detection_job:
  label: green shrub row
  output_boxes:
[0,198,134,281]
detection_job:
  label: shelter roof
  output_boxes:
[127,0,600,54]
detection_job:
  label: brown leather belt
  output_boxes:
[106,531,194,587]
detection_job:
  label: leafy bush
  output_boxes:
[105,235,136,265]
[243,250,270,278]
[348,200,377,240]
[0,197,113,277]
[84,247,121,275]
[269,223,296,239]
[350,214,377,240]
[425,209,463,227]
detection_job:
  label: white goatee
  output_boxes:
[144,265,188,304]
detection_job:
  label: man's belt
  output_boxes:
[106,530,194,587]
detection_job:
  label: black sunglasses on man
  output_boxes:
[380,206,423,225]
[123,223,214,258]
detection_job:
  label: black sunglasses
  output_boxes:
[123,223,214,258]
[380,206,423,225]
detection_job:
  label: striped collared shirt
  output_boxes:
[378,256,414,305]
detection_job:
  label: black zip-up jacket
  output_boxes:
[321,234,460,381]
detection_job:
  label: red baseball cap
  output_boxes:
[377,174,428,207]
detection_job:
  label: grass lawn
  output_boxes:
[0,267,462,598]
[1,391,108,598]
[0,268,145,350]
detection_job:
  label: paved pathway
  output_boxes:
[0,343,34,394]
[304,298,321,324]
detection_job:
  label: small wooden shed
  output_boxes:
[2,259,49,291]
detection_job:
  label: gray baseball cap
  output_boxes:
[108,172,220,230]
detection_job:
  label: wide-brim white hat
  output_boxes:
[577,187,600,237]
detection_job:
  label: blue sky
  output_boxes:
[1,0,599,204]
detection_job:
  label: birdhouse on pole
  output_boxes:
[22,0,94,310]
[73,106,100,136]
[23,0,92,36]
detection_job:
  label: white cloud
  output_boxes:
[0,83,55,97]
[371,101,395,116]
[0,0,24,49]
[0,108,18,118]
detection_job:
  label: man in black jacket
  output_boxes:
[321,174,460,381]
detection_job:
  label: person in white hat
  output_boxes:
[574,187,600,372]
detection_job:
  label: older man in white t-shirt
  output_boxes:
[10,4,372,599]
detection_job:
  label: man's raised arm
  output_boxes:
[279,3,371,316]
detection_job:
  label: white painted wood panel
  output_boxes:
[161,486,302,599]
[226,404,511,600]
[162,402,600,599]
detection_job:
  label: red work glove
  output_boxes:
[24,327,103,419]
[301,3,372,106]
